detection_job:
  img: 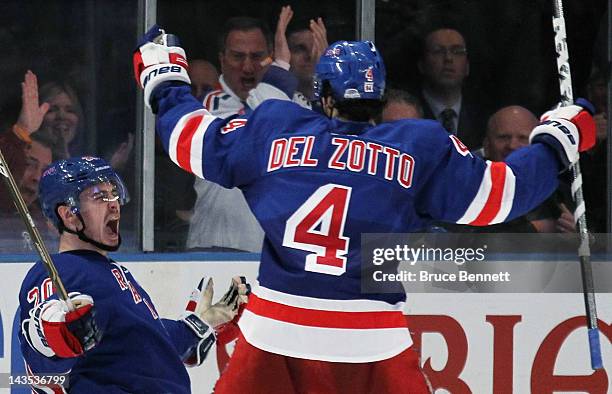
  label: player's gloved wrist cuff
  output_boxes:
[575,98,595,114]
[182,313,212,337]
[141,63,190,109]
[530,133,571,172]
[181,313,216,367]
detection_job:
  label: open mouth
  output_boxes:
[241,77,256,89]
[105,218,119,237]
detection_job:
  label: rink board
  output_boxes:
[0,259,610,393]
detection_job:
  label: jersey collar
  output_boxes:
[330,118,373,135]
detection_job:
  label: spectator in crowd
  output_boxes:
[187,7,306,252]
[0,70,56,251]
[287,16,328,102]
[381,88,424,122]
[474,105,575,233]
[580,65,608,232]
[37,80,84,161]
[0,132,55,252]
[417,26,490,149]
[20,73,134,174]
[481,105,533,161]
[188,59,219,100]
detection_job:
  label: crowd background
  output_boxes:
[0,0,608,253]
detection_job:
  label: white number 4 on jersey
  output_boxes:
[283,184,352,276]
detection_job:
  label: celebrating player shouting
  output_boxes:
[134,26,596,393]
[18,156,249,393]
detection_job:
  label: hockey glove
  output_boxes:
[23,292,102,358]
[180,277,215,367]
[185,276,249,329]
[529,98,596,170]
[179,276,249,366]
[133,25,190,109]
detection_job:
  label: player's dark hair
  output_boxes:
[218,17,273,53]
[321,81,385,122]
[383,88,424,118]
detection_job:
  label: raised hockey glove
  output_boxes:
[195,276,249,328]
[133,25,190,109]
[23,292,102,358]
[529,98,596,170]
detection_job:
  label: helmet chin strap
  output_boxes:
[63,213,121,252]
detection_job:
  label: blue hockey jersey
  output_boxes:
[19,250,198,393]
[153,83,560,362]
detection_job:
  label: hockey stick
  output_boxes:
[552,0,602,370]
[0,147,70,304]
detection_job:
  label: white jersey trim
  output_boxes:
[239,285,412,362]
[239,309,412,363]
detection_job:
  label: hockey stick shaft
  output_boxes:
[0,147,70,303]
[552,0,602,370]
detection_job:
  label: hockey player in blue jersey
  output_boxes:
[134,26,596,393]
[18,156,249,393]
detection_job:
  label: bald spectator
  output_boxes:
[482,105,535,161]
[188,59,219,100]
[381,88,423,122]
[417,27,490,149]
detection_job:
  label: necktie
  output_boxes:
[439,108,456,134]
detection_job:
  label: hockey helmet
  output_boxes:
[314,40,386,101]
[39,156,129,228]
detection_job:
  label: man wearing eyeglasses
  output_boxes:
[417,26,491,150]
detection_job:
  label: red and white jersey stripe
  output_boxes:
[167,109,218,178]
[238,285,412,362]
[456,161,516,226]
